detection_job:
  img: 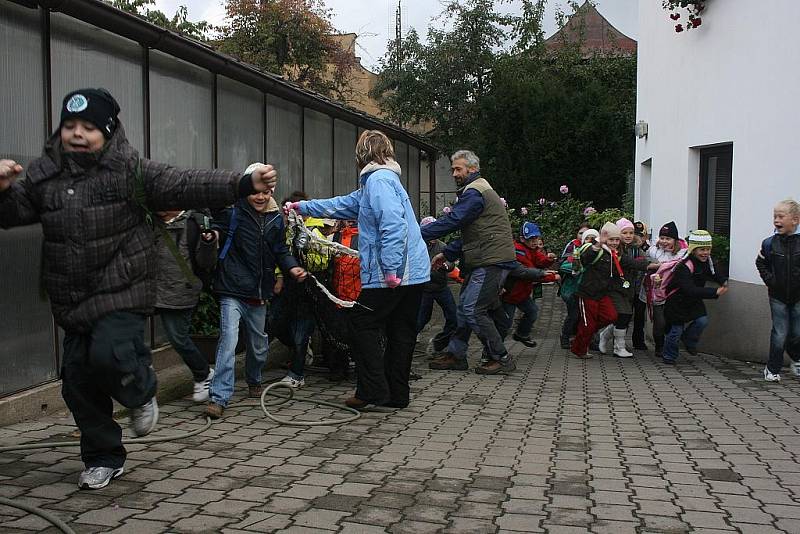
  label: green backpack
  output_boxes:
[558,243,603,300]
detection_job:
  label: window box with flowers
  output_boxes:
[662,0,707,33]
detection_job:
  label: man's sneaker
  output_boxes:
[512,334,537,348]
[764,367,781,382]
[130,398,159,437]
[248,384,263,398]
[429,354,468,370]
[279,375,305,389]
[791,362,800,377]
[560,336,571,349]
[475,357,516,375]
[192,368,214,402]
[78,466,124,490]
[205,402,224,419]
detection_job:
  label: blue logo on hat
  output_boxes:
[66,94,88,113]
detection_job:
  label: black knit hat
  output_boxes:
[659,221,679,240]
[60,88,120,139]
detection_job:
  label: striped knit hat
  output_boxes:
[686,230,713,254]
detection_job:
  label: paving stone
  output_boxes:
[6,287,800,534]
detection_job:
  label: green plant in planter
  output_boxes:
[711,233,730,273]
[191,291,220,337]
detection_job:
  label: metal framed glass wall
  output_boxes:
[0,2,57,397]
[217,76,264,170]
[149,50,214,167]
[394,140,409,190]
[408,147,421,216]
[50,13,145,152]
[303,109,333,198]
[266,94,303,199]
[333,119,358,196]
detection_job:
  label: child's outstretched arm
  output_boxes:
[0,159,40,229]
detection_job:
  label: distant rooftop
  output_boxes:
[545,1,637,57]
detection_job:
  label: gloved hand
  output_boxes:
[283,201,301,215]
[385,273,401,288]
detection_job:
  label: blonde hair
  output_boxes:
[355,130,395,170]
[775,199,800,218]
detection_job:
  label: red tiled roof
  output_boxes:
[545,1,637,56]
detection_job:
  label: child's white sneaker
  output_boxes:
[279,375,305,389]
[192,368,214,402]
[764,367,781,382]
[790,362,800,377]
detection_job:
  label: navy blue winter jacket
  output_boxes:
[212,199,299,301]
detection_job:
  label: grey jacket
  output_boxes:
[154,211,218,310]
[0,124,243,332]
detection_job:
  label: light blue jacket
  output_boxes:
[299,166,430,289]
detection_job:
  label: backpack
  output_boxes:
[558,243,604,300]
[646,253,692,308]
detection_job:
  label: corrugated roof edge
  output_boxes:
[23,0,438,153]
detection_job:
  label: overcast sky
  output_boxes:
[153,0,638,71]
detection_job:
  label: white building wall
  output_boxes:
[635,0,800,284]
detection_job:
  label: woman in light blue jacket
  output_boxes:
[286,130,429,410]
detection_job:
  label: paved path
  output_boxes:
[2,288,800,533]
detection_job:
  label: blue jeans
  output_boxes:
[766,298,800,374]
[210,297,269,407]
[158,308,210,382]
[446,267,510,362]
[416,288,458,352]
[663,315,709,362]
[500,297,539,340]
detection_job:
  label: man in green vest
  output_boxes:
[421,150,518,375]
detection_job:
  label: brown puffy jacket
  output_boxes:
[0,124,242,332]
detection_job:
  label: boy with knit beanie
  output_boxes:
[0,88,284,490]
[663,230,728,364]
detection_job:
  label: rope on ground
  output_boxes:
[258,381,361,426]
[0,496,76,534]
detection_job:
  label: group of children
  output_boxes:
[491,201,798,387]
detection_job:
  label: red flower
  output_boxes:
[693,17,702,27]
[670,13,680,20]
[675,24,684,33]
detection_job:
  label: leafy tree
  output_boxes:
[372,0,636,209]
[371,0,512,148]
[217,0,357,99]
[106,0,211,40]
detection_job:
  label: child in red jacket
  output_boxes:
[501,222,559,347]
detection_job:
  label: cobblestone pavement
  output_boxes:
[2,288,800,533]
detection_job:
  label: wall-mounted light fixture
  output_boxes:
[635,120,649,139]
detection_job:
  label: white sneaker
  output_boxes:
[192,368,214,402]
[130,397,159,437]
[764,367,781,382]
[78,466,124,490]
[279,375,305,389]
[790,362,800,377]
